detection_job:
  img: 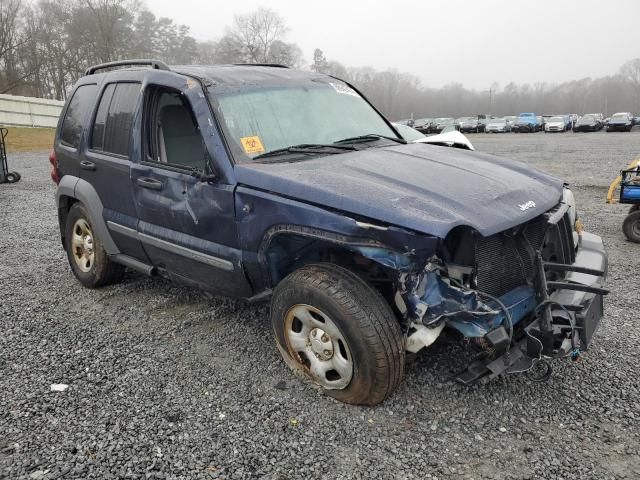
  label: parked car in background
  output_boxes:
[504,115,517,126]
[413,118,433,134]
[586,113,604,123]
[512,112,540,132]
[606,112,634,132]
[393,123,427,142]
[431,117,455,133]
[485,117,511,133]
[396,119,415,127]
[545,116,569,132]
[477,116,493,132]
[539,116,548,131]
[573,114,603,132]
[634,115,640,126]
[459,117,481,133]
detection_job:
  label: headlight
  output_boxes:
[562,187,580,246]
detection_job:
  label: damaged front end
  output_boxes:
[387,197,608,384]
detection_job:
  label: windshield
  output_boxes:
[437,118,454,124]
[549,116,564,122]
[612,113,628,120]
[579,115,594,122]
[214,82,397,161]
[489,118,505,124]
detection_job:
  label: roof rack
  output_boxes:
[232,63,289,68]
[85,59,170,76]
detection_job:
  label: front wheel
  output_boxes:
[271,263,405,405]
[623,210,640,243]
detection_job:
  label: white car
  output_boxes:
[393,122,475,150]
[545,116,568,133]
[485,118,511,133]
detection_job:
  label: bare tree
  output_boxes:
[620,58,640,112]
[214,7,300,66]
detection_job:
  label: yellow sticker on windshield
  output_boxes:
[240,136,265,155]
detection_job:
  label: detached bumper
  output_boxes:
[457,231,608,385]
[548,231,607,349]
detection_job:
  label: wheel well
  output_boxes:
[263,233,397,306]
[57,195,78,249]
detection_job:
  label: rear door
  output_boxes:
[129,75,252,297]
[56,83,99,180]
[82,81,149,261]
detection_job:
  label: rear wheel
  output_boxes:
[623,210,640,243]
[64,202,124,288]
[271,263,405,405]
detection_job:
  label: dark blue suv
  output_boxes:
[52,60,608,405]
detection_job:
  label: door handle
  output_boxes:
[79,160,96,171]
[136,177,163,190]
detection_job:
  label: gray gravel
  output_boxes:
[1,132,640,480]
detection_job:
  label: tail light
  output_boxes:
[49,149,59,184]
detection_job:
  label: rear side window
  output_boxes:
[90,82,140,157]
[60,84,98,148]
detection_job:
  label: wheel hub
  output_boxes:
[83,236,93,254]
[283,304,353,390]
[309,327,333,360]
[71,218,95,273]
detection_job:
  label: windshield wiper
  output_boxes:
[333,134,407,145]
[253,143,357,160]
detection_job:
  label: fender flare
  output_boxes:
[55,175,120,255]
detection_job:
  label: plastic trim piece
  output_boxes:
[106,220,234,272]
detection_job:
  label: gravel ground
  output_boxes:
[1,132,640,480]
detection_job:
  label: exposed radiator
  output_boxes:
[475,206,575,297]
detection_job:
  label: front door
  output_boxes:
[130,79,251,297]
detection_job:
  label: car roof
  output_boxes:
[172,64,329,87]
[78,64,336,92]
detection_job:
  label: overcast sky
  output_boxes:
[146,0,640,90]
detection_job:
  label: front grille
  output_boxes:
[475,204,575,296]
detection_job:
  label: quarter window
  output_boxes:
[90,82,140,157]
[60,84,98,148]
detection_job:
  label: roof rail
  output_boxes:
[85,59,170,76]
[232,63,289,68]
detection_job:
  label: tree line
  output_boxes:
[2,0,640,120]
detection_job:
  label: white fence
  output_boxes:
[0,94,63,128]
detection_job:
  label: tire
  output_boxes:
[271,263,404,405]
[629,205,640,214]
[4,172,19,183]
[623,210,640,243]
[64,202,124,288]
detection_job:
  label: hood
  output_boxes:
[235,143,564,238]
